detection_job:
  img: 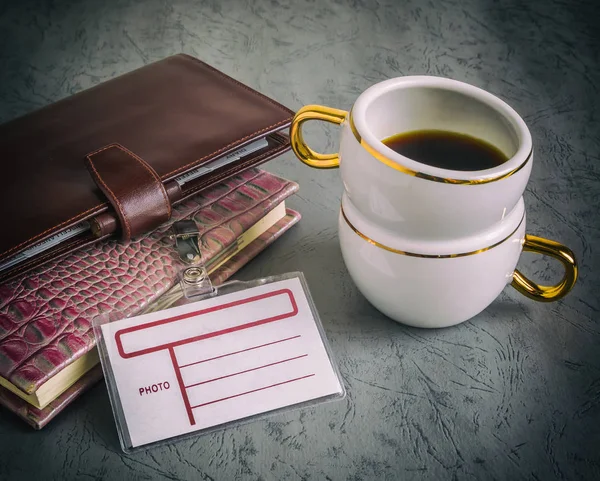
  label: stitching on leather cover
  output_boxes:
[163,118,290,179]
[0,206,102,259]
[1,168,268,282]
[181,142,289,200]
[1,113,291,260]
[2,125,289,260]
[0,134,289,264]
[111,144,172,219]
[86,148,132,240]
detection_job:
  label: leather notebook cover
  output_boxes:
[0,169,299,397]
[0,53,294,282]
[0,208,301,430]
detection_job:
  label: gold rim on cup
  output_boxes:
[290,104,532,184]
[340,205,577,302]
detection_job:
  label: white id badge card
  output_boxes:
[94,272,346,453]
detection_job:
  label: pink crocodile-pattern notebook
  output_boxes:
[0,209,301,429]
[0,169,299,397]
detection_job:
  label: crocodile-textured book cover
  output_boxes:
[0,169,299,396]
[0,209,301,429]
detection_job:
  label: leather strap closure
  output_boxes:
[85,144,171,241]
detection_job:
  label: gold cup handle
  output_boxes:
[289,105,348,169]
[511,234,578,302]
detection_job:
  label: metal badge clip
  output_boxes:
[172,220,202,264]
[171,220,215,299]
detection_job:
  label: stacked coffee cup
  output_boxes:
[290,76,577,328]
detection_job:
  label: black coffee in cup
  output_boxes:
[382,130,508,171]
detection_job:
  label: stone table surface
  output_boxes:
[0,0,598,480]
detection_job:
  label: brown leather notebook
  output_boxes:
[0,54,294,282]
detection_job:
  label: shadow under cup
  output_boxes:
[290,76,534,240]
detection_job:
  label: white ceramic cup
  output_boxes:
[338,192,577,328]
[291,76,533,240]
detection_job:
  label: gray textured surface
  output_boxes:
[0,0,599,479]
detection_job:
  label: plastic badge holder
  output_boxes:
[93,271,346,453]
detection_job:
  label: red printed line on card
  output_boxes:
[190,374,316,409]
[178,335,302,369]
[184,354,308,388]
